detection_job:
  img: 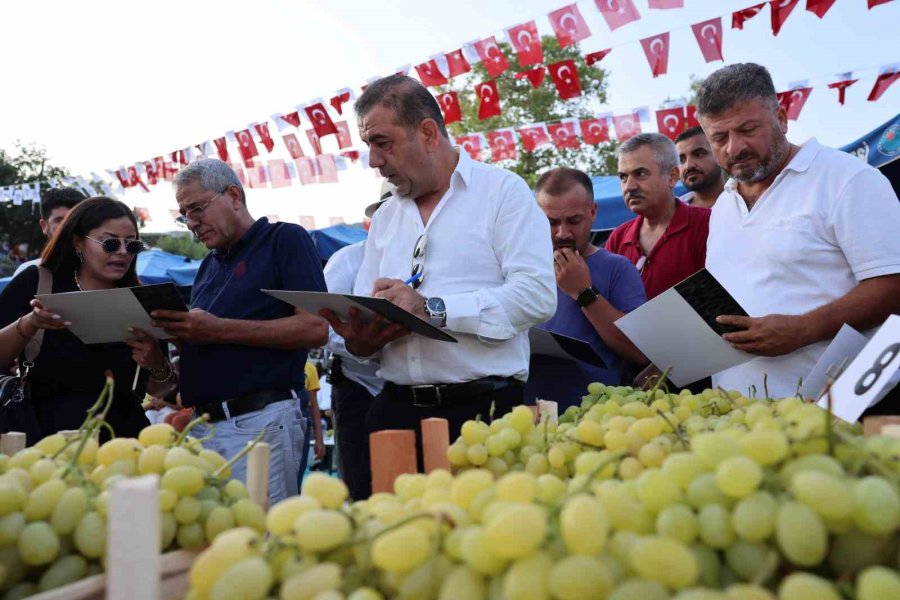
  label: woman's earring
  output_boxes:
[75,249,84,263]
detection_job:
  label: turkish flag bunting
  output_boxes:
[649,0,683,7]
[827,79,858,105]
[317,155,339,184]
[282,111,302,128]
[868,69,900,101]
[329,92,351,115]
[269,160,292,189]
[342,150,360,162]
[613,113,642,141]
[476,80,502,120]
[436,91,462,124]
[295,158,316,185]
[548,122,580,150]
[518,125,552,152]
[507,21,544,66]
[154,157,169,182]
[456,134,483,161]
[235,130,259,166]
[686,105,700,128]
[692,18,724,63]
[445,49,471,77]
[585,49,612,66]
[771,0,799,36]
[595,0,642,31]
[253,123,275,153]
[335,121,353,149]
[486,131,518,161]
[548,4,591,48]
[304,103,338,137]
[171,150,187,166]
[306,129,323,156]
[868,0,894,8]
[474,37,510,79]
[732,3,766,29]
[113,169,129,188]
[581,118,610,145]
[245,165,267,189]
[516,67,546,89]
[282,134,305,159]
[143,162,158,186]
[415,59,448,87]
[640,33,670,78]
[548,60,582,100]
[776,87,812,120]
[806,0,836,18]
[656,107,687,141]
[128,166,148,191]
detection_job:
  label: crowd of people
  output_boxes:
[1,62,899,503]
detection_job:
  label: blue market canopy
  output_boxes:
[136,249,203,285]
[840,113,900,169]
[309,224,367,261]
[591,176,688,231]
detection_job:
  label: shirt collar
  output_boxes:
[724,137,822,193]
[213,217,269,260]
[392,148,472,204]
[620,197,687,246]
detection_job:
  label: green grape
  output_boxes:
[74,511,106,558]
[466,444,488,466]
[536,474,567,505]
[671,590,727,600]
[486,456,510,477]
[450,470,494,509]
[637,471,683,513]
[560,494,608,555]
[724,583,776,600]
[732,492,777,543]
[618,457,644,480]
[223,479,250,500]
[608,579,670,600]
[777,572,841,600]
[266,496,321,536]
[485,435,508,458]
[692,433,740,468]
[177,522,206,549]
[499,427,522,449]
[294,509,351,553]
[789,471,852,520]
[637,442,666,469]
[461,420,490,446]
[686,474,732,510]
[484,502,546,559]
[715,456,762,498]
[461,526,507,576]
[851,476,900,536]
[371,524,430,573]
[34,433,67,456]
[856,566,900,600]
[37,554,88,592]
[23,478,67,521]
[629,536,698,590]
[174,496,202,525]
[0,512,25,545]
[692,544,722,588]
[0,482,27,517]
[777,455,844,489]
[96,437,142,466]
[547,446,566,469]
[0,545,28,590]
[438,565,487,600]
[725,541,775,583]
[776,502,827,567]
[232,498,266,531]
[201,506,234,543]
[594,482,653,534]
[698,505,735,549]
[161,465,205,497]
[495,472,538,503]
[49,486,88,535]
[447,442,470,467]
[827,530,895,575]
[548,554,613,600]
[502,551,552,600]
[17,521,60,566]
[525,453,550,475]
[508,405,535,434]
[663,454,708,490]
[656,504,699,544]
[8,448,42,471]
[138,444,167,475]
[161,511,177,550]
[738,430,788,466]
[3,582,38,600]
[209,556,272,600]
[139,422,178,446]
[397,555,453,600]
[347,588,385,600]
[28,458,57,484]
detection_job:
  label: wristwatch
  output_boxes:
[424,297,447,328]
[575,286,600,308]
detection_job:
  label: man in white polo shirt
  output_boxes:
[696,62,900,399]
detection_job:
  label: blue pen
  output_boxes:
[403,272,422,286]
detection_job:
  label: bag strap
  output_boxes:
[22,266,53,363]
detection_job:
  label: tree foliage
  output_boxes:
[440,36,618,187]
[153,234,209,260]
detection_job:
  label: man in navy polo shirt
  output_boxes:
[526,168,648,408]
[153,159,327,503]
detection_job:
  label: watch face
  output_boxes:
[427,297,446,314]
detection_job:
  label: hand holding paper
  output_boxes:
[718,313,811,356]
[151,308,224,344]
[320,306,409,357]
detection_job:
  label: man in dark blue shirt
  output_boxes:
[526,168,648,409]
[152,159,327,503]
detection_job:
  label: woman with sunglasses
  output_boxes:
[0,197,174,442]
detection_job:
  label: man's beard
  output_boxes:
[683,168,722,192]
[729,136,789,184]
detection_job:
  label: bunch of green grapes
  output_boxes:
[0,421,265,598]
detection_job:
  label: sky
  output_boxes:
[1,0,898,232]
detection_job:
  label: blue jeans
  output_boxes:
[192,399,306,505]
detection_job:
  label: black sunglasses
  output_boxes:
[85,236,149,255]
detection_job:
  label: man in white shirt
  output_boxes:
[697,62,900,399]
[321,75,556,443]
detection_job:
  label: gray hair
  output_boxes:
[695,63,779,118]
[173,158,245,203]
[616,133,679,175]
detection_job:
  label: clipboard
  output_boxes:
[529,328,608,368]
[263,290,458,343]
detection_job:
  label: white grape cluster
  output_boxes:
[184,384,900,600]
[0,422,265,598]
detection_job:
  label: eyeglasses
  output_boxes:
[174,190,227,228]
[85,236,149,255]
[410,234,426,289]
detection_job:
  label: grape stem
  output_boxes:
[213,427,266,477]
[656,409,690,451]
[174,413,211,447]
[763,373,769,399]
[643,366,672,402]
[61,373,115,479]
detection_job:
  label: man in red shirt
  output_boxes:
[605,133,711,299]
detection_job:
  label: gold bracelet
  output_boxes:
[15,316,34,340]
[149,361,173,383]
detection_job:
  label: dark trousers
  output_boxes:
[366,380,524,473]
[332,377,375,501]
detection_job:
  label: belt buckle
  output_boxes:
[411,385,441,408]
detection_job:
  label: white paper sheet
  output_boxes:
[529,329,606,368]
[614,288,753,387]
[800,324,869,400]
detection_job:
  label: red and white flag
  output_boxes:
[771,0,799,36]
[776,87,812,120]
[474,36,509,79]
[548,121,580,150]
[306,129,323,156]
[548,60,582,100]
[253,122,275,153]
[516,67,546,88]
[518,124,552,152]
[235,130,259,166]
[268,160,293,188]
[456,134,483,161]
[507,21,543,66]
[868,0,893,8]
[142,162,157,186]
[806,0,836,18]
[335,121,353,149]
[282,133,305,159]
[640,33,670,78]
[649,0,683,8]
[300,215,316,229]
[445,49,471,78]
[212,138,229,162]
[656,107,686,140]
[304,103,338,137]
[868,65,900,102]
[415,59,448,87]
[686,105,700,128]
[246,164,268,189]
[732,3,766,29]
[613,113,642,141]
[281,111,302,128]
[595,0,642,31]
[548,4,591,48]
[486,130,518,161]
[436,91,462,124]
[329,90,352,115]
[476,80,502,120]
[581,118,610,145]
[585,49,612,66]
[295,158,317,185]
[317,155,338,184]
[827,79,857,105]
[692,18,724,63]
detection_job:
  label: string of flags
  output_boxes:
[1,0,897,203]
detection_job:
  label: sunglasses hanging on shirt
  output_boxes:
[410,234,426,289]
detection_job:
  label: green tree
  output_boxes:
[440,36,617,187]
[153,234,209,260]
